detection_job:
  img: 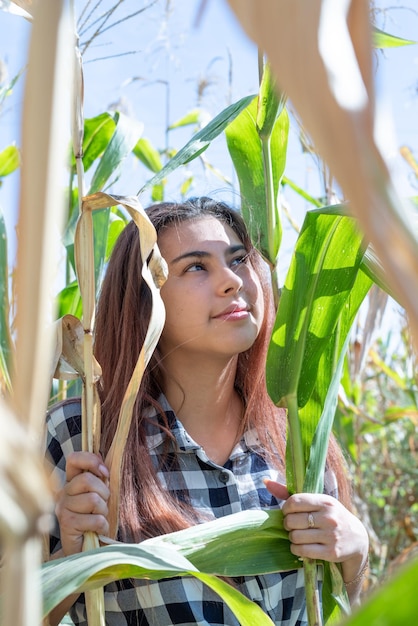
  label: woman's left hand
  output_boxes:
[265,480,369,600]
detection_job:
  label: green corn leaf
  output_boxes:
[146,509,299,575]
[267,210,366,408]
[0,67,24,107]
[323,562,350,620]
[180,176,193,197]
[266,209,372,493]
[282,176,323,208]
[42,509,301,624]
[151,182,165,201]
[303,331,352,495]
[133,137,163,173]
[138,94,255,195]
[168,108,203,129]
[105,214,127,262]
[81,113,115,173]
[383,405,418,424]
[56,281,82,320]
[92,208,111,295]
[89,112,144,194]
[70,204,112,308]
[42,536,282,626]
[301,202,399,301]
[298,261,373,454]
[264,207,373,626]
[373,26,416,48]
[0,145,20,177]
[225,97,289,264]
[256,61,286,140]
[339,556,418,625]
[71,112,115,173]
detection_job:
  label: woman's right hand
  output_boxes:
[55,451,110,556]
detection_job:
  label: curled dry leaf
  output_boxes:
[52,314,102,381]
[227,0,418,349]
[80,192,167,538]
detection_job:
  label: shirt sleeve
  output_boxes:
[45,398,83,554]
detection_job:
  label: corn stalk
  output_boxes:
[0,399,53,626]
[70,24,106,623]
[43,5,166,624]
[51,189,167,623]
[0,1,71,626]
[225,1,418,624]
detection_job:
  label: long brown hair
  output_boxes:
[94,197,351,541]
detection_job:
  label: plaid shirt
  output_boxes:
[46,397,336,626]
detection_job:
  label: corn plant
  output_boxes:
[0,1,73,626]
[2,1,418,626]
[227,0,418,350]
[225,1,418,622]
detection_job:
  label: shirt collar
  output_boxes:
[144,394,263,457]
[144,395,200,452]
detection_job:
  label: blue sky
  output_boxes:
[0,1,257,226]
[1,0,418,265]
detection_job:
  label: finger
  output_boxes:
[263,479,290,501]
[284,510,322,532]
[288,528,325,546]
[59,491,109,517]
[282,492,333,515]
[57,495,109,534]
[65,471,110,501]
[289,542,331,561]
[66,451,109,483]
[59,510,110,553]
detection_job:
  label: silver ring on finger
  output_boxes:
[307,512,315,529]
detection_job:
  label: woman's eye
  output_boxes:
[185,262,205,272]
[230,255,247,268]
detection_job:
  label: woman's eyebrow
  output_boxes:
[170,250,210,264]
[170,244,245,265]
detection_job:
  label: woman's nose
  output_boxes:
[217,266,243,295]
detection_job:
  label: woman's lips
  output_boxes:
[213,305,250,321]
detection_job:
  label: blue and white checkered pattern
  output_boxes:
[45,397,336,625]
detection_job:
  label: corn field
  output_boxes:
[0,1,417,625]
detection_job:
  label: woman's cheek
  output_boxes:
[252,279,265,331]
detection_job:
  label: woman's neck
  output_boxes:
[161,355,243,465]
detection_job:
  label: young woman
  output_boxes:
[46,197,369,626]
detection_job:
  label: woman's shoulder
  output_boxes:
[46,397,83,459]
[47,396,82,428]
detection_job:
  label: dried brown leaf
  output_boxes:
[52,314,102,381]
[81,192,167,538]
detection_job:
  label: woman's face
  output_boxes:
[157,216,264,361]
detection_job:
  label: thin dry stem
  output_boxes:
[81,192,167,539]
